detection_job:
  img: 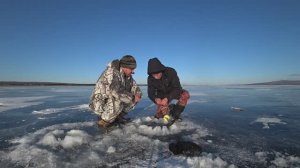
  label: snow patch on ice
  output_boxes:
[0,96,51,112]
[32,104,90,115]
[255,151,267,163]
[0,118,215,167]
[37,129,91,149]
[255,151,300,167]
[38,130,64,147]
[207,140,213,143]
[107,146,116,153]
[60,130,90,148]
[131,117,209,139]
[253,117,286,129]
[157,153,236,168]
[188,99,208,104]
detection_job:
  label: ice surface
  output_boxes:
[1,86,300,167]
[188,100,208,104]
[50,87,88,93]
[7,113,294,167]
[189,92,208,96]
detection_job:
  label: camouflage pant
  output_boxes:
[94,97,136,123]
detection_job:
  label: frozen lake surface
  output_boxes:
[0,85,300,167]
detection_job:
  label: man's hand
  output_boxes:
[155,98,168,106]
[155,98,162,105]
[161,98,168,106]
[134,94,142,103]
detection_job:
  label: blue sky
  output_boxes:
[1,0,300,85]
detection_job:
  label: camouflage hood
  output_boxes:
[108,59,120,70]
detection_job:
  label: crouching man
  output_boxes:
[147,57,190,121]
[89,55,142,128]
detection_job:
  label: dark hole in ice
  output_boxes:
[169,141,202,157]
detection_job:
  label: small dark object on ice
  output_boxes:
[169,141,202,157]
[231,107,244,112]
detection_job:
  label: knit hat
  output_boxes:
[120,55,137,69]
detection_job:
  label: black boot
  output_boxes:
[168,104,176,112]
[171,104,185,120]
[116,112,131,124]
[168,104,176,118]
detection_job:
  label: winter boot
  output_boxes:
[168,104,176,112]
[116,112,131,124]
[168,104,176,117]
[171,104,185,120]
[98,119,110,128]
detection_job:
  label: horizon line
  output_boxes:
[1,80,300,86]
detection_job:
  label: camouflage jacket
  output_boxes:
[89,59,142,112]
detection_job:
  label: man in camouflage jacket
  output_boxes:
[89,55,142,128]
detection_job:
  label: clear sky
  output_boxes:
[1,0,300,85]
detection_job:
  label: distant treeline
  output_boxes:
[0,81,94,86]
[248,80,300,85]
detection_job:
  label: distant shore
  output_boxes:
[247,80,300,85]
[0,81,148,87]
[0,81,94,87]
[0,80,300,86]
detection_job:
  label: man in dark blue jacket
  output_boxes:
[147,57,190,121]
